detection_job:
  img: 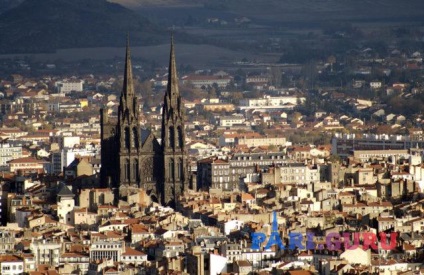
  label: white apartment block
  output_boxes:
[55,122,101,136]
[331,133,424,157]
[236,136,287,147]
[30,240,61,267]
[55,80,84,93]
[0,143,22,170]
[370,81,382,89]
[0,256,24,275]
[353,149,409,162]
[262,163,321,185]
[47,102,82,113]
[219,116,245,127]
[61,136,81,149]
[239,95,306,111]
[49,146,99,175]
[57,191,74,225]
[181,75,232,88]
[90,241,124,262]
[89,241,147,266]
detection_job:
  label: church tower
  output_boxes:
[161,36,188,206]
[117,37,141,194]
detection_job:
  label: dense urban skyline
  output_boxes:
[0,1,423,274]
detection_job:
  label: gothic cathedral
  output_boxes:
[100,37,188,207]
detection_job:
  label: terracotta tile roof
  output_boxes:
[122,247,146,256]
[0,255,22,262]
[61,252,89,258]
[8,157,47,164]
[131,224,149,234]
[241,193,254,201]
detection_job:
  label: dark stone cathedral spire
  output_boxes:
[100,35,188,207]
[123,35,135,99]
[161,35,188,206]
[166,35,180,105]
[118,36,138,124]
[117,35,140,190]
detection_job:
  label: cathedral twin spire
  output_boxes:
[121,35,181,119]
[101,34,187,206]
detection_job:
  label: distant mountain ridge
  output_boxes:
[0,0,25,14]
[0,0,167,54]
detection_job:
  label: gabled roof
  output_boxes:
[122,247,146,256]
[57,184,74,197]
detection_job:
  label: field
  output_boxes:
[0,43,276,68]
[2,0,423,67]
[134,0,424,53]
[113,0,424,24]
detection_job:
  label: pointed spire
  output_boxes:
[167,34,179,98]
[123,33,134,99]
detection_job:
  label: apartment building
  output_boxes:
[182,75,232,88]
[0,230,14,253]
[0,255,24,275]
[30,240,61,267]
[235,135,287,147]
[238,95,305,111]
[0,143,22,170]
[331,133,424,157]
[8,157,47,174]
[197,158,231,191]
[352,149,409,162]
[219,115,245,127]
[55,80,84,93]
[197,152,287,191]
[89,241,125,262]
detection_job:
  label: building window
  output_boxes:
[125,127,130,149]
[124,159,130,182]
[169,159,174,180]
[134,159,139,181]
[177,126,183,148]
[133,127,139,148]
[169,126,175,148]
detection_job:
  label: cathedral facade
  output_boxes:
[100,37,188,206]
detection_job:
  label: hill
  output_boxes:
[0,0,25,14]
[0,0,166,54]
[113,0,424,24]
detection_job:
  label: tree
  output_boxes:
[208,87,218,99]
[291,112,302,123]
[136,80,153,99]
[180,85,208,101]
[300,61,318,89]
[268,145,278,152]
[327,55,336,72]
[229,91,244,104]
[270,66,282,87]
